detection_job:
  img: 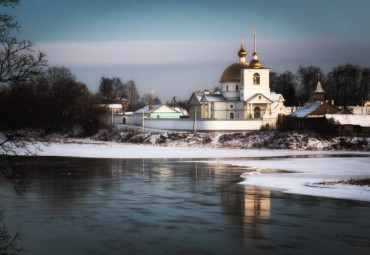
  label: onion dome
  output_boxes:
[249,54,261,68]
[238,46,246,57]
[220,62,249,82]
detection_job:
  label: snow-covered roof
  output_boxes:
[152,105,180,113]
[172,107,189,116]
[347,106,370,115]
[290,102,322,118]
[192,91,204,102]
[268,92,285,102]
[200,94,226,102]
[134,104,162,114]
[101,104,123,109]
[325,114,370,127]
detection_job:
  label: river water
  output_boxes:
[1,156,369,255]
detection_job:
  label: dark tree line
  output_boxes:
[271,64,369,106]
[0,67,105,135]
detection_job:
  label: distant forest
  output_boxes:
[269,64,370,106]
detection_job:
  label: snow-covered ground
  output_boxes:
[2,138,370,202]
[205,157,370,202]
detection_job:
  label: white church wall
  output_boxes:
[212,102,228,119]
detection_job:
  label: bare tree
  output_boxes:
[360,68,370,105]
[45,66,75,85]
[140,93,161,105]
[296,65,322,102]
[1,211,24,255]
[98,77,114,101]
[327,64,363,106]
[271,71,296,106]
[125,80,140,110]
[0,1,47,86]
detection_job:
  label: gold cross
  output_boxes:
[240,38,244,47]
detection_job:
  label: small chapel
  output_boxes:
[188,29,291,127]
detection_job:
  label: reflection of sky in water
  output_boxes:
[0,156,369,255]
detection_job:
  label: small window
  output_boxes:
[236,85,239,91]
[253,73,260,85]
[230,104,234,109]
[259,95,261,100]
[230,113,234,119]
[226,85,229,92]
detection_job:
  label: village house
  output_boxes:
[128,104,188,125]
[288,79,353,130]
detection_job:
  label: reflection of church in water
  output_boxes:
[189,29,291,127]
[221,184,271,238]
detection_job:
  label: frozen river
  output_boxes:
[1,156,370,254]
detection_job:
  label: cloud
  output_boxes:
[35,41,234,67]
[35,39,370,72]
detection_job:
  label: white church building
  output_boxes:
[189,29,291,128]
[128,30,292,131]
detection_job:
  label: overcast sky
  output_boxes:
[7,0,370,101]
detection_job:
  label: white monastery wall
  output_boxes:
[131,118,263,131]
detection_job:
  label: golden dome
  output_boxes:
[220,62,249,82]
[238,46,246,57]
[249,59,261,69]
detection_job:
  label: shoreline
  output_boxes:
[1,138,370,202]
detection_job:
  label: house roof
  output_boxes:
[290,102,322,118]
[101,104,123,109]
[268,92,285,102]
[134,104,162,114]
[325,114,370,127]
[152,105,180,114]
[290,102,343,118]
[172,106,189,116]
[191,91,204,102]
[336,109,353,114]
[200,94,226,102]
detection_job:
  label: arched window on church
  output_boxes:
[236,85,239,91]
[226,84,229,92]
[253,73,260,85]
[230,112,234,119]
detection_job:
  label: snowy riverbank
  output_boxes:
[3,138,369,202]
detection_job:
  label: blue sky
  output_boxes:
[6,0,370,101]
